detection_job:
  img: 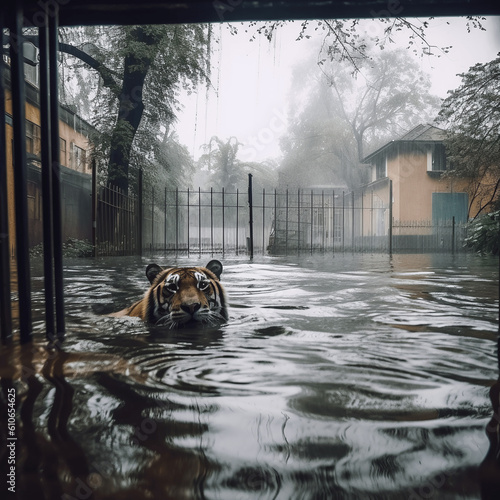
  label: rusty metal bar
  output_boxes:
[10,2,32,343]
[39,18,56,339]
[49,11,65,341]
[0,8,12,344]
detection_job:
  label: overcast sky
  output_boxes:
[175,16,500,163]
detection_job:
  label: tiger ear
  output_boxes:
[146,264,163,284]
[206,260,223,280]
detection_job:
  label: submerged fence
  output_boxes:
[94,173,468,256]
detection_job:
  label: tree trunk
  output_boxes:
[107,27,162,192]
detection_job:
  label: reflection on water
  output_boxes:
[1,253,499,499]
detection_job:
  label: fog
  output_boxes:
[176,17,500,163]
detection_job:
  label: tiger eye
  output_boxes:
[199,280,211,291]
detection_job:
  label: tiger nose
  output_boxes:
[181,303,201,315]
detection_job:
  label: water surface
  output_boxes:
[1,253,498,499]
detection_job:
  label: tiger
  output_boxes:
[111,260,228,328]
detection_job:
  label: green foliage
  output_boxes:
[464,210,500,255]
[60,24,210,191]
[438,55,500,217]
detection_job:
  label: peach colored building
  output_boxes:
[361,124,479,235]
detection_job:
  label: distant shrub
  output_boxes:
[30,238,94,258]
[465,210,500,255]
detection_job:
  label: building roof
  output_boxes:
[362,124,446,163]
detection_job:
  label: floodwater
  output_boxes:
[1,253,499,500]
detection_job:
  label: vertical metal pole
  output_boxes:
[371,189,374,251]
[0,9,12,344]
[360,190,365,252]
[273,189,277,254]
[310,190,313,254]
[389,180,393,255]
[175,187,179,256]
[297,188,301,256]
[351,191,355,252]
[137,169,143,256]
[187,188,190,255]
[236,189,239,255]
[210,187,213,256]
[91,160,97,256]
[164,186,167,252]
[248,174,254,259]
[198,187,201,257]
[49,12,65,341]
[151,187,155,251]
[342,191,345,252]
[262,188,265,255]
[332,190,335,254]
[10,4,32,343]
[222,187,225,256]
[322,191,325,253]
[39,19,56,339]
[452,216,455,254]
[285,189,289,256]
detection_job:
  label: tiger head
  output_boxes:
[141,259,228,328]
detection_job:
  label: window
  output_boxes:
[26,120,41,157]
[71,143,87,172]
[375,157,386,180]
[427,143,447,172]
[60,138,67,166]
[432,144,446,171]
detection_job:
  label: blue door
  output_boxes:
[432,192,468,223]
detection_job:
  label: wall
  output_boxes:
[4,83,92,257]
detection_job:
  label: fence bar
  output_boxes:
[273,189,277,255]
[210,187,214,255]
[342,191,345,252]
[322,191,325,253]
[248,174,254,259]
[236,189,239,255]
[452,216,455,254]
[164,186,167,252]
[175,187,179,255]
[332,190,335,254]
[262,188,265,255]
[187,188,190,255]
[152,187,155,251]
[222,187,225,256]
[297,189,301,256]
[10,5,32,343]
[39,18,56,339]
[198,187,201,257]
[361,190,364,250]
[285,189,289,256]
[389,180,393,255]
[310,190,313,254]
[351,191,355,252]
[0,9,11,343]
[137,169,143,255]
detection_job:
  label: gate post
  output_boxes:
[137,169,143,256]
[248,174,254,259]
[389,179,393,255]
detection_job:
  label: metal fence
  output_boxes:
[92,172,468,257]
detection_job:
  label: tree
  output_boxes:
[279,46,441,189]
[59,25,210,192]
[437,54,500,218]
[197,136,278,191]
